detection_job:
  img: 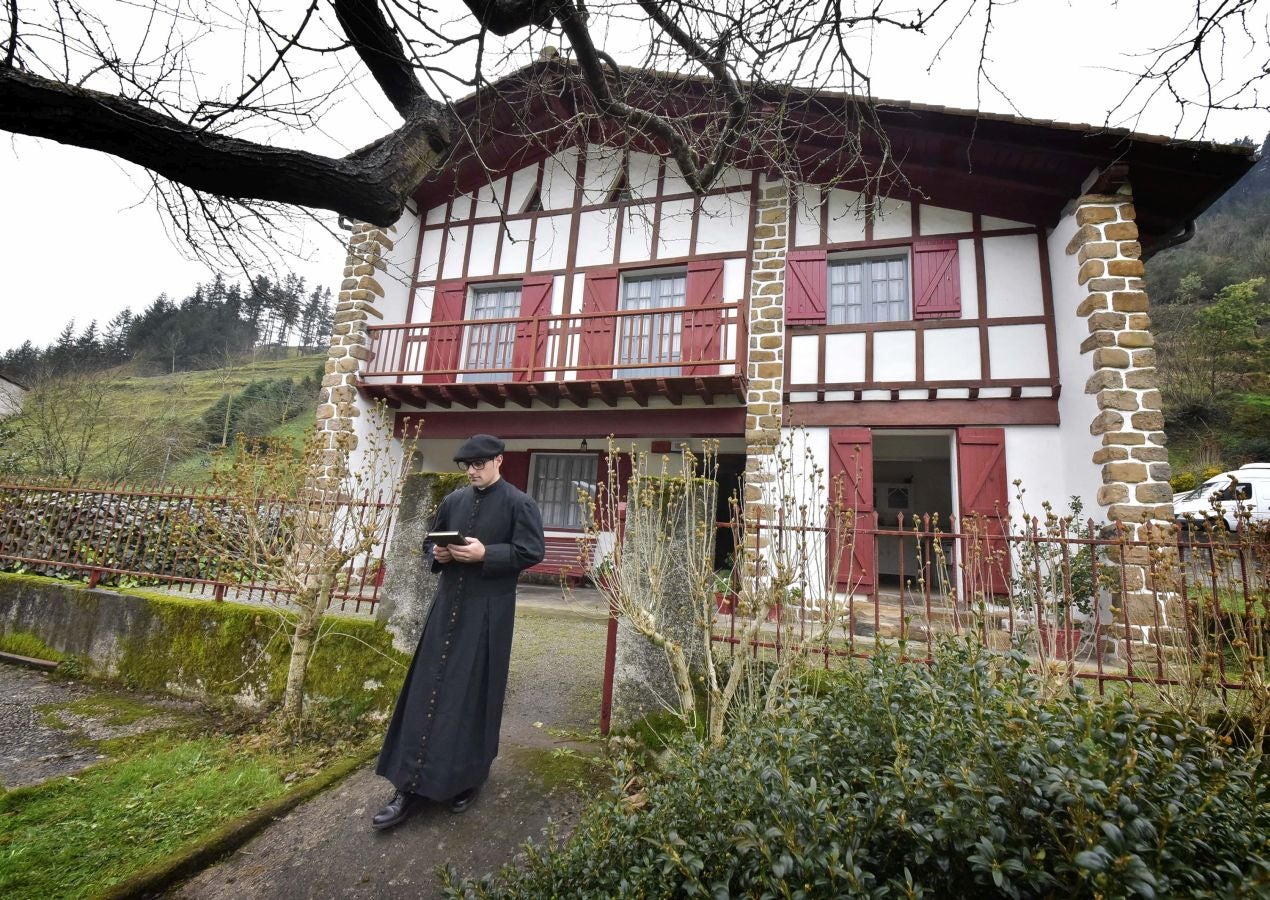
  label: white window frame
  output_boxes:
[828,249,911,325]
[461,284,521,382]
[529,452,598,530]
[616,269,686,376]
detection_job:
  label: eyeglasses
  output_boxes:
[456,458,492,471]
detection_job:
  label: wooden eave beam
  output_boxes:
[624,379,649,407]
[505,383,534,408]
[562,381,591,408]
[422,386,450,409]
[438,385,477,410]
[596,381,619,408]
[474,384,507,408]
[527,382,560,408]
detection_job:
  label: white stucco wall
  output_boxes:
[1048,205,1105,519]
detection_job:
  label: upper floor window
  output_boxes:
[787,240,961,326]
[462,285,520,382]
[617,271,685,376]
[828,255,909,324]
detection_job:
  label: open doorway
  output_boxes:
[872,431,954,592]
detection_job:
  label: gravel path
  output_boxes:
[0,666,201,790]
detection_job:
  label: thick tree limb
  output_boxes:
[460,0,555,36]
[0,67,446,225]
[332,0,430,118]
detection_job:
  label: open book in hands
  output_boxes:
[427,531,470,547]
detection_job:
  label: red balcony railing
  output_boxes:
[362,300,747,386]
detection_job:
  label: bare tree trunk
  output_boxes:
[221,393,234,447]
[281,574,332,723]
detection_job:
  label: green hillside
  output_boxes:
[1146,134,1270,483]
[0,351,326,487]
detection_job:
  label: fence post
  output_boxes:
[598,500,626,736]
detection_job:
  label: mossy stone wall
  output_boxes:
[0,574,408,716]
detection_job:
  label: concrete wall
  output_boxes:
[0,574,407,715]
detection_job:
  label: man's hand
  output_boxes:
[432,544,454,563]
[448,537,486,563]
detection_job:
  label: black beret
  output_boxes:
[453,434,505,461]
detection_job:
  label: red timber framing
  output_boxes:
[780,215,1060,401]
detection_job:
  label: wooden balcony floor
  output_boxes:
[360,373,747,410]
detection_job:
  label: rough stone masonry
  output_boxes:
[1066,185,1179,648]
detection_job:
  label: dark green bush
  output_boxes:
[449,643,1268,898]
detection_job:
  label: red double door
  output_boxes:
[828,427,1009,596]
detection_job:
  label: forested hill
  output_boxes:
[1,273,332,382]
[1147,133,1269,477]
[1147,134,1270,305]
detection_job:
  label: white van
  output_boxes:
[1173,463,1270,530]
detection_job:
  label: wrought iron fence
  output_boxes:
[708,512,1268,697]
[0,478,391,613]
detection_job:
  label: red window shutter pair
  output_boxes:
[576,260,725,379]
[424,276,554,383]
[827,426,1009,597]
[784,240,961,325]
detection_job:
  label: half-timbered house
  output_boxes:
[323,62,1253,597]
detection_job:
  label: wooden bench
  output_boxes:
[526,534,596,585]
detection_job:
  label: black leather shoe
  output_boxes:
[371,790,419,830]
[448,787,478,814]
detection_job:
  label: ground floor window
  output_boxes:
[530,453,598,529]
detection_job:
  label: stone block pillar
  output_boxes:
[1065,187,1178,647]
[741,178,789,580]
[313,222,394,491]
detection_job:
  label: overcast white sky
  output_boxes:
[2,0,1266,354]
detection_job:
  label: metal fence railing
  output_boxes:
[0,479,391,613]
[708,513,1268,696]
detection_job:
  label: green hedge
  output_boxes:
[452,644,1268,898]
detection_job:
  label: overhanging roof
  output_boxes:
[414,61,1256,256]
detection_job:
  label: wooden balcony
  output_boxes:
[360,301,747,409]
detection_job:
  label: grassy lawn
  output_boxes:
[0,696,365,900]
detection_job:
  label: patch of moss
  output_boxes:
[426,471,469,508]
[40,693,174,728]
[0,574,409,722]
[0,630,63,661]
[508,746,604,794]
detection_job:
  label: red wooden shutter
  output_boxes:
[513,275,554,382]
[577,269,618,380]
[785,249,827,325]
[912,239,961,319]
[956,427,1009,596]
[683,259,723,376]
[499,450,531,492]
[423,281,465,383]
[828,427,875,594]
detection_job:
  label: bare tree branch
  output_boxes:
[0,65,445,224]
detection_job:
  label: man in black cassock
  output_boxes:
[372,433,544,829]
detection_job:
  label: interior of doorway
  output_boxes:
[703,454,745,570]
[872,431,954,593]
